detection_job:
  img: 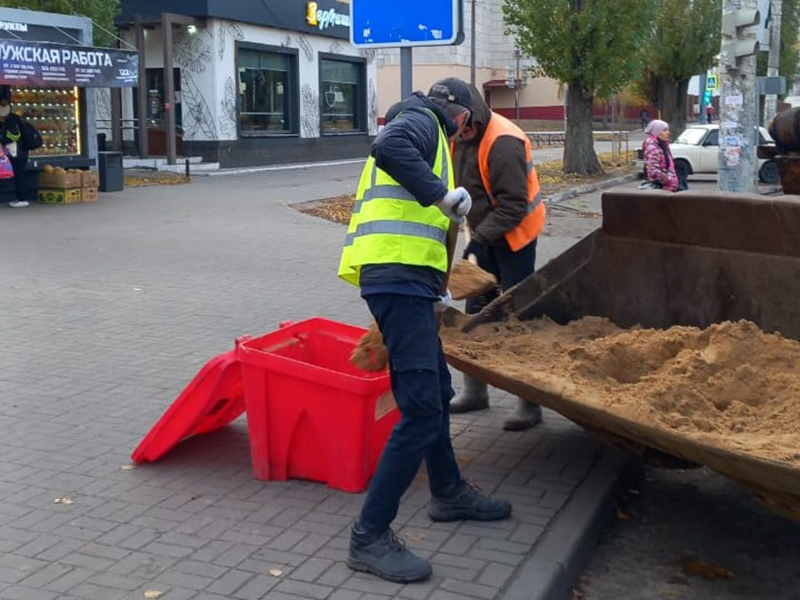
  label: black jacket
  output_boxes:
[372,92,457,206]
[359,93,458,297]
[452,88,531,246]
[0,112,28,161]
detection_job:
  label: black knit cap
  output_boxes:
[427,77,472,111]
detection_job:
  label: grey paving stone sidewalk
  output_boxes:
[0,165,616,600]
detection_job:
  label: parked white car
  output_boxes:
[669,124,779,184]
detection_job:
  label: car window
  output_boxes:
[704,129,719,146]
[758,130,773,145]
[675,128,707,145]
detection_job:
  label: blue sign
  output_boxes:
[351,0,462,47]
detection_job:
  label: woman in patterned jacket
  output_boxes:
[642,119,679,192]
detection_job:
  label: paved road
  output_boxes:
[556,176,800,600]
[0,161,613,600]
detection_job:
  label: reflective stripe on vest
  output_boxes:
[338,109,453,286]
[477,112,546,252]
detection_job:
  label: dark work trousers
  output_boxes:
[10,152,28,202]
[358,293,462,534]
[465,237,537,315]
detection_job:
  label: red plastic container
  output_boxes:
[236,318,398,493]
[131,350,245,464]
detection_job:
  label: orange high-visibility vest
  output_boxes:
[477,113,546,251]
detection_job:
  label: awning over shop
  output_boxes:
[483,79,511,89]
[0,39,138,88]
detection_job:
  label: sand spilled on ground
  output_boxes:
[442,317,800,464]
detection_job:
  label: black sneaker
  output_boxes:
[347,524,432,583]
[428,481,512,522]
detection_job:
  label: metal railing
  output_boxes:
[525,130,631,163]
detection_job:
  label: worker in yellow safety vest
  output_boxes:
[338,79,512,584]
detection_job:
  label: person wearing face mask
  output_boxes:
[446,79,547,431]
[0,86,29,208]
[641,119,679,192]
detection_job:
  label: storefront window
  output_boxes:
[11,87,81,156]
[238,48,294,134]
[320,59,363,133]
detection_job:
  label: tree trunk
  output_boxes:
[656,78,690,138]
[564,83,603,175]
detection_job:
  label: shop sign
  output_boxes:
[0,39,138,87]
[0,21,28,33]
[306,2,350,31]
[351,0,462,47]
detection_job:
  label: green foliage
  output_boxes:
[645,0,722,83]
[4,0,120,47]
[503,0,655,98]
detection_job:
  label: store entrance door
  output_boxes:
[142,68,183,157]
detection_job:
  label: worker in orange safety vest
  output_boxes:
[445,78,547,431]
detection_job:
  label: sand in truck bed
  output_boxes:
[441,317,800,465]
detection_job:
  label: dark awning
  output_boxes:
[483,79,511,89]
[0,39,138,88]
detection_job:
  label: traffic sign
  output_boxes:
[351,0,462,47]
[706,75,718,91]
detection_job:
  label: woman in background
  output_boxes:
[642,119,679,192]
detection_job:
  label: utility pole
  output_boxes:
[401,47,412,99]
[764,0,782,126]
[699,73,708,124]
[470,0,476,86]
[718,1,760,193]
[514,49,521,125]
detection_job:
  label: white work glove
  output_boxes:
[434,289,452,315]
[437,187,472,223]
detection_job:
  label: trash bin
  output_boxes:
[98,151,123,192]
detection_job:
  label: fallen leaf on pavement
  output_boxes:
[269,568,283,577]
[143,591,163,599]
[672,554,735,581]
[54,497,73,505]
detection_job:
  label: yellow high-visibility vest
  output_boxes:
[338,110,454,287]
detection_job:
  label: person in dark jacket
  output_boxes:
[448,80,546,430]
[339,81,512,584]
[0,86,29,208]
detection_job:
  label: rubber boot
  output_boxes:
[503,399,543,431]
[449,374,489,414]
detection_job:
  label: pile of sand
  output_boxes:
[442,317,800,464]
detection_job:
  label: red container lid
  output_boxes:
[131,350,245,463]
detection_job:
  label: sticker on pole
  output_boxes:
[351,0,463,47]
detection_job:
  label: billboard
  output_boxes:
[0,39,138,88]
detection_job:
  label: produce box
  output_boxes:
[38,187,82,205]
[80,170,99,188]
[81,186,98,202]
[39,170,81,189]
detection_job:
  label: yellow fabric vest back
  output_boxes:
[477,112,546,251]
[338,110,454,287]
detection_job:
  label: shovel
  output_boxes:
[351,222,497,372]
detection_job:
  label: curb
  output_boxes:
[500,448,636,600]
[196,158,366,177]
[546,173,640,204]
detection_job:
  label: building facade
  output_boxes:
[373,0,563,126]
[116,0,377,167]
